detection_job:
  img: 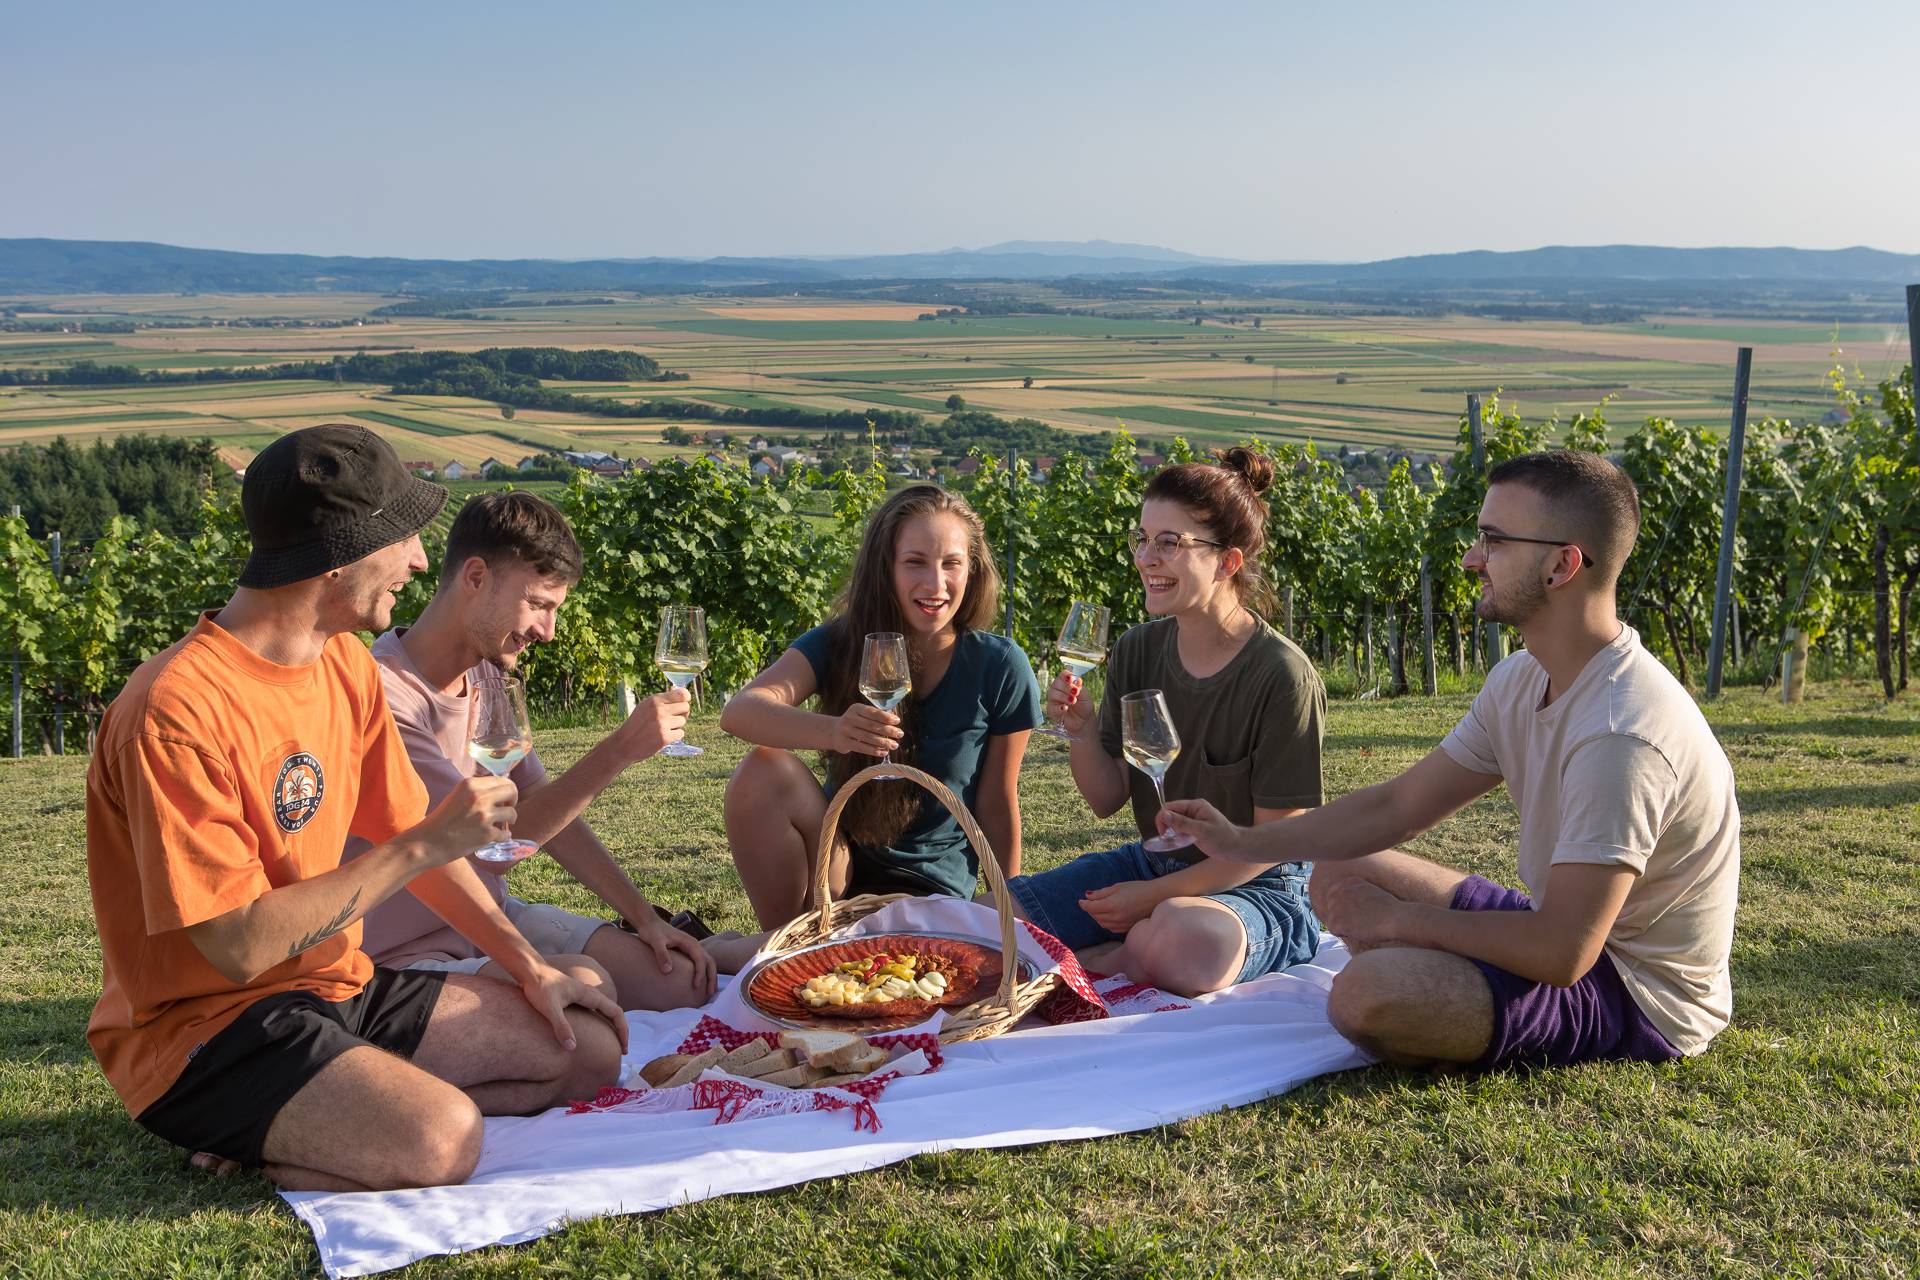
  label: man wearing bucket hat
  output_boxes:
[85,424,627,1193]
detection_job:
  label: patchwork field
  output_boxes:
[3,290,1907,469]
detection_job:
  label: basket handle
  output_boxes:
[814,763,1022,1009]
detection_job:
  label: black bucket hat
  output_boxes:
[238,424,449,589]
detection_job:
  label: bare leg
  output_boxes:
[1310,850,1470,953]
[1112,897,1250,997]
[701,930,770,974]
[1326,946,1494,1067]
[725,746,850,928]
[409,967,625,1117]
[201,963,623,1192]
[476,936,705,1013]
[255,1047,485,1192]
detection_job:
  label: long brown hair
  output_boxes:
[818,485,999,846]
[1143,446,1276,615]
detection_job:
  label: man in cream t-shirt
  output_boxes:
[1165,450,1739,1069]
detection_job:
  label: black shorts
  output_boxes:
[136,967,446,1168]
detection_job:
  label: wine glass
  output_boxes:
[1120,689,1193,853]
[1037,601,1110,739]
[655,604,707,757]
[467,673,536,863]
[859,632,912,780]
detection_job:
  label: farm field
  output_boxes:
[4,290,1910,470]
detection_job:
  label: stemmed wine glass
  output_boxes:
[859,632,912,780]
[1120,689,1193,853]
[655,604,708,757]
[467,673,536,863]
[1037,600,1110,739]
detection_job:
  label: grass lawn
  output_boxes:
[2,682,1916,1277]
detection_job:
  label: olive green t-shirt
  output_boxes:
[1097,615,1325,853]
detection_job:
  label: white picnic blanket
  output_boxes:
[283,899,1371,1278]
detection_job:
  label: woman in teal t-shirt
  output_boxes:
[719,485,1042,928]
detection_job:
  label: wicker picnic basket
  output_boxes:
[761,762,1061,1043]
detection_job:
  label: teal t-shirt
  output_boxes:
[790,624,1042,898]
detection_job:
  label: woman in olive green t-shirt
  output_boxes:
[1004,449,1326,996]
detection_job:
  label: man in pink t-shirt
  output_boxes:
[345,492,753,1011]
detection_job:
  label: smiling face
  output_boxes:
[1134,498,1240,618]
[328,534,428,632]
[891,511,972,640]
[459,556,568,670]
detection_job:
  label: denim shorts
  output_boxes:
[1007,842,1321,985]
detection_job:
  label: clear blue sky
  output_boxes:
[5,0,1916,262]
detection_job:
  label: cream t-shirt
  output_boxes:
[1439,625,1739,1055]
[341,628,548,961]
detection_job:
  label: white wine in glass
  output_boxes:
[467,673,537,863]
[859,631,911,779]
[1038,600,1110,739]
[1120,688,1193,853]
[655,604,708,757]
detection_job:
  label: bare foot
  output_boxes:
[189,1151,245,1177]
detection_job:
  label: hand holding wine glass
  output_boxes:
[1120,688,1193,853]
[467,673,537,863]
[655,604,708,758]
[1039,601,1109,739]
[859,631,912,779]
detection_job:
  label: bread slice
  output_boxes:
[758,1062,819,1088]
[717,1039,774,1072]
[838,1042,889,1075]
[659,1045,725,1088]
[778,1029,885,1072]
[806,1071,873,1089]
[639,1052,694,1087]
[729,1047,800,1079]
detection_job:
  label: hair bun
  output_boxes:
[1216,446,1274,495]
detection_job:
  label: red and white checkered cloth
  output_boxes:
[568,1016,946,1131]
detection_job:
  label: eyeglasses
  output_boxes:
[1126,529,1227,555]
[1473,529,1586,567]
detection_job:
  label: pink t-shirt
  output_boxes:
[341,628,548,961]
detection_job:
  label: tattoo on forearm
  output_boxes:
[286,889,362,958]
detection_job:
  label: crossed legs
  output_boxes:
[225,959,624,1193]
[1311,851,1495,1067]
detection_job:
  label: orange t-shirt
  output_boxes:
[85,612,430,1117]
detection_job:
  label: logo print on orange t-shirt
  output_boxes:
[273,752,326,832]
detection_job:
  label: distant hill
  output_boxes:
[1206,244,1920,286]
[3,237,1916,295]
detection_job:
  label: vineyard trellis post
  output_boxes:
[1907,284,1919,469]
[1705,347,1753,699]
[9,505,19,760]
[1419,555,1437,694]
[50,530,63,754]
[1467,393,1506,669]
[1002,446,1017,639]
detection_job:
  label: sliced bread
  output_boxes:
[778,1028,885,1072]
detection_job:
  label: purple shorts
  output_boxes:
[1451,875,1680,1070]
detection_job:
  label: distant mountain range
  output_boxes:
[2,237,1916,295]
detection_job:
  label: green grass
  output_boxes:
[791,366,1064,384]
[3,681,1917,1276]
[0,409,209,429]
[347,409,477,439]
